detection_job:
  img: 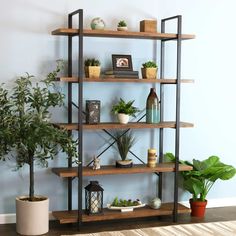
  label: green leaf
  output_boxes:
[164,152,236,201]
[183,177,204,198]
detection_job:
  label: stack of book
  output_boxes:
[104,70,139,78]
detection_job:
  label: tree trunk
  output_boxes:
[29,150,34,201]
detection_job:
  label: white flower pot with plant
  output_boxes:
[117,113,129,124]
[0,62,78,235]
[117,20,128,31]
[141,61,158,79]
[111,98,139,124]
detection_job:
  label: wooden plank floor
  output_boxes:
[1,206,236,235]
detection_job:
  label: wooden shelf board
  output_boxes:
[52,163,193,178]
[52,203,190,224]
[52,28,195,40]
[57,77,194,84]
[54,121,194,131]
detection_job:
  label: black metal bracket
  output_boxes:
[85,114,147,167]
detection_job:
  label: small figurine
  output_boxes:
[92,156,100,170]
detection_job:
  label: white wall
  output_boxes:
[158,0,236,200]
[0,0,236,216]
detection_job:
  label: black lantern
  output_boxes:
[85,181,104,215]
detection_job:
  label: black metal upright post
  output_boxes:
[67,8,84,229]
[77,9,83,229]
[173,15,182,223]
[158,19,166,201]
[67,13,73,212]
[160,15,182,222]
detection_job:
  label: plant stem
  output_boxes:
[29,150,34,201]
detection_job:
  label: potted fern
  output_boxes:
[84,58,101,78]
[141,60,158,79]
[165,153,236,217]
[111,98,139,124]
[114,131,135,168]
[0,62,78,235]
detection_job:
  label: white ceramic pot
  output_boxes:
[117,113,129,124]
[117,26,128,31]
[16,195,49,235]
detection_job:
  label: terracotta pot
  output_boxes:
[16,195,49,235]
[117,26,128,31]
[117,113,129,124]
[189,198,207,217]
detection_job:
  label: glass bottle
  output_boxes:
[146,88,160,123]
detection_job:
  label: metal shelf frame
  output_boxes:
[65,9,185,229]
[158,15,182,222]
[67,9,84,229]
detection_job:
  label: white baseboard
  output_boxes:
[180,197,236,208]
[0,212,55,224]
[0,213,15,224]
[1,198,236,224]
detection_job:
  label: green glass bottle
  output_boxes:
[146,88,160,123]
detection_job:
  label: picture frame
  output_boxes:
[112,54,133,71]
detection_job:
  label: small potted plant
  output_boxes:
[114,131,135,168]
[117,20,128,31]
[111,98,139,124]
[141,60,158,79]
[0,62,78,235]
[165,153,236,217]
[84,58,101,78]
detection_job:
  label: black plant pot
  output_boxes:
[116,160,133,168]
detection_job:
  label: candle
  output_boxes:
[147,148,157,168]
[90,196,99,213]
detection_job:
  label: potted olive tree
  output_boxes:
[165,153,236,217]
[114,131,135,168]
[141,61,158,79]
[111,98,139,124]
[0,63,78,235]
[84,58,101,78]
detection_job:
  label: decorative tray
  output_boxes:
[107,203,146,212]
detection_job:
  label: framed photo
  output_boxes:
[112,54,133,71]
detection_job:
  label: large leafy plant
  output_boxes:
[165,153,236,202]
[0,63,78,201]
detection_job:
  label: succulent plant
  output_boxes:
[142,61,158,68]
[117,20,127,27]
[84,58,101,66]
